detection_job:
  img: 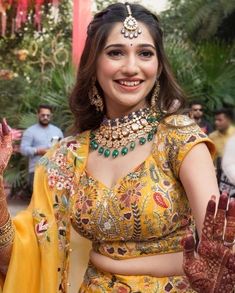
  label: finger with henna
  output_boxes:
[201,195,216,241]
[224,199,235,247]
[214,193,229,241]
[183,234,196,261]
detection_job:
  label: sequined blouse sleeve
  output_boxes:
[157,114,215,178]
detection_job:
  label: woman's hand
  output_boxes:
[183,194,235,292]
[0,118,13,174]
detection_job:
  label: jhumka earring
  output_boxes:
[151,80,160,108]
[88,78,104,112]
[121,3,142,39]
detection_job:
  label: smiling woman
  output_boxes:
[0,2,234,293]
[96,22,159,117]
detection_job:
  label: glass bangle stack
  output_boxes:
[90,108,160,158]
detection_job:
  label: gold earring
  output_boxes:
[88,78,104,112]
[151,80,160,108]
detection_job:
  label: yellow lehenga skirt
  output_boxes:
[79,263,196,293]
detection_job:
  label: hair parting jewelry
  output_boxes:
[121,2,142,39]
[88,78,104,112]
[90,108,160,158]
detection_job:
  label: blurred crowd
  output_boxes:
[189,101,235,198]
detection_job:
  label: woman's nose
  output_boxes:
[121,56,139,76]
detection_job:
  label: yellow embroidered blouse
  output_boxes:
[0,115,215,293]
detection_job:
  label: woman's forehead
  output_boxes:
[104,22,155,47]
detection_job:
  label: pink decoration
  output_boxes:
[72,0,92,66]
[0,0,61,35]
[15,0,28,30]
[52,0,59,7]
[1,10,7,36]
[34,0,44,30]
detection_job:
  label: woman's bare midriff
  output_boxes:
[89,250,185,277]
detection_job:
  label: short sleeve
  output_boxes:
[157,115,215,178]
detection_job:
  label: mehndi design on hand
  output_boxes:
[183,194,235,293]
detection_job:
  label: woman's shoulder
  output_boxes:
[160,114,196,129]
[157,114,207,142]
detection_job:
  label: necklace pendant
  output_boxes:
[121,147,128,156]
[112,149,119,158]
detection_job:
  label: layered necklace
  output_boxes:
[90,107,160,158]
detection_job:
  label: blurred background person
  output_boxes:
[209,108,235,182]
[189,101,213,134]
[220,133,235,198]
[20,104,63,195]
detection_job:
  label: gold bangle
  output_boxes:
[0,215,12,235]
[0,229,14,248]
[0,216,14,248]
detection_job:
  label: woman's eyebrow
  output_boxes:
[104,43,156,50]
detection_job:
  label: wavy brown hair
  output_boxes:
[69,2,186,133]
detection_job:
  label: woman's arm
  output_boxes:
[0,119,14,275]
[0,176,14,275]
[179,142,220,236]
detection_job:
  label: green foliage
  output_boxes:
[41,63,76,134]
[0,0,72,84]
[162,0,235,42]
[165,38,235,116]
[95,0,119,11]
[0,0,73,194]
[161,0,235,117]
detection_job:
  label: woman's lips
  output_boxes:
[115,79,143,91]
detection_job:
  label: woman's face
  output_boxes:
[96,22,159,118]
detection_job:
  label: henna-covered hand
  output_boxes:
[0,118,13,174]
[183,194,235,293]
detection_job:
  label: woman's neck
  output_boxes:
[106,103,149,120]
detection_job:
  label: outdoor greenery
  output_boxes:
[0,0,234,194]
[0,0,74,193]
[161,0,235,116]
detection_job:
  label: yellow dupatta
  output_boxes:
[0,131,89,293]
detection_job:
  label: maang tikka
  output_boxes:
[88,78,104,112]
[121,3,142,39]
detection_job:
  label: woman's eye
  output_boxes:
[139,51,155,58]
[107,50,123,57]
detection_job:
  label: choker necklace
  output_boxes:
[90,108,159,158]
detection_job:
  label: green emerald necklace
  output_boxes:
[90,107,159,159]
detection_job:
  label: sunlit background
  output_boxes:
[130,0,169,12]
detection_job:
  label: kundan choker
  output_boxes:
[90,108,159,158]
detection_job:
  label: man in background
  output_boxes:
[20,104,63,194]
[189,101,213,134]
[220,134,235,198]
[209,108,235,182]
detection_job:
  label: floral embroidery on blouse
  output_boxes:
[38,138,75,190]
[33,209,50,244]
[36,132,89,293]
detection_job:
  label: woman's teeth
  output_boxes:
[119,80,141,87]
